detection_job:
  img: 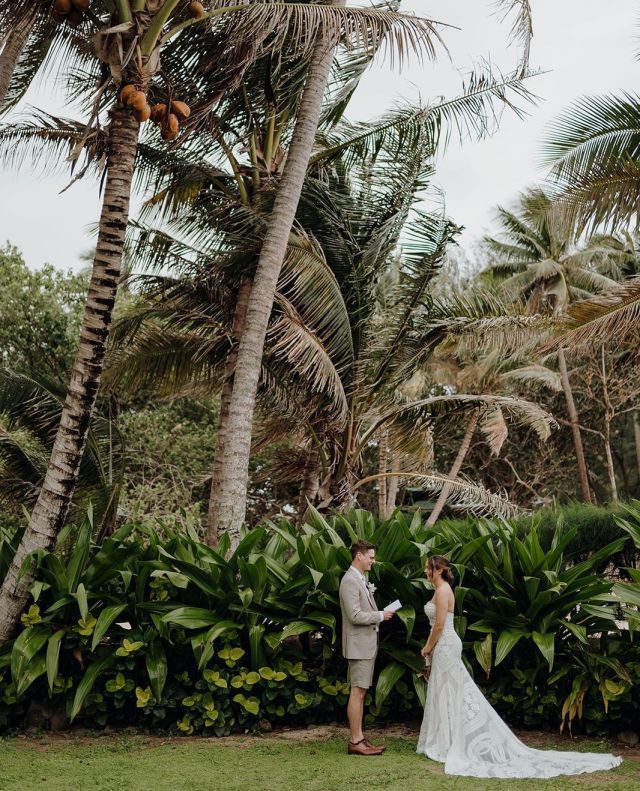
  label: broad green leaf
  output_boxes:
[474,634,492,675]
[374,660,405,710]
[561,620,588,645]
[91,604,127,652]
[495,629,527,666]
[146,639,167,702]
[70,653,114,721]
[66,521,91,593]
[277,620,317,642]
[396,606,416,642]
[46,630,65,692]
[162,607,219,628]
[74,583,88,621]
[11,624,49,684]
[533,631,555,670]
[16,653,47,696]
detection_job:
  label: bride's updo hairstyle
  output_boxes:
[428,555,454,584]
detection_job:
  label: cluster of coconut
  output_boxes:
[119,85,191,139]
[52,0,90,25]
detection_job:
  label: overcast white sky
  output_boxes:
[1,0,637,271]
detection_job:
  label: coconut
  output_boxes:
[134,104,152,123]
[170,100,191,121]
[66,7,83,26]
[188,1,205,19]
[119,84,137,105]
[71,0,90,8]
[128,91,149,112]
[54,0,72,14]
[150,103,168,123]
[165,113,180,134]
[161,126,179,141]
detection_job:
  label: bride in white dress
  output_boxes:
[416,555,622,779]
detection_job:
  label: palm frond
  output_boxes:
[501,364,563,392]
[543,277,640,350]
[543,92,640,230]
[495,0,533,75]
[313,64,537,168]
[478,405,509,456]
[268,296,348,423]
[362,392,556,454]
[0,110,106,175]
[354,470,521,518]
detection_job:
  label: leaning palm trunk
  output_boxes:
[425,408,480,527]
[0,106,139,643]
[557,346,592,503]
[0,5,37,107]
[210,7,343,548]
[206,278,252,546]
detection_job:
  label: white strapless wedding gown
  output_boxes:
[417,600,622,778]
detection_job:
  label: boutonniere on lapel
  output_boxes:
[366,582,376,595]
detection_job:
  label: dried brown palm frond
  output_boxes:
[542,277,640,351]
[444,313,558,357]
[478,404,509,456]
[353,470,521,518]
[360,393,556,460]
[501,363,563,392]
[495,0,533,75]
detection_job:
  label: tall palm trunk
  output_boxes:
[377,430,389,518]
[206,277,251,546]
[600,345,618,502]
[0,106,139,643]
[557,346,592,503]
[426,408,480,528]
[377,430,399,519]
[633,411,640,485]
[385,448,399,517]
[297,448,321,526]
[0,5,37,107]
[210,7,343,548]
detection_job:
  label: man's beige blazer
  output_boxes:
[339,566,381,660]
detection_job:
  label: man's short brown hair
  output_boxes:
[350,540,376,560]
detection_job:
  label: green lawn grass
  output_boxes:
[0,729,636,791]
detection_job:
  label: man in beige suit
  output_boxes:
[339,540,394,756]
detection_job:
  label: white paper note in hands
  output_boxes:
[384,599,402,613]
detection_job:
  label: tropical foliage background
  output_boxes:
[0,0,638,741]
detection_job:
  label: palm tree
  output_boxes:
[0,1,50,110]
[108,59,538,541]
[206,2,454,547]
[1,0,366,641]
[483,188,621,502]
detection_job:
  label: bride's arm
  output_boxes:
[421,588,448,657]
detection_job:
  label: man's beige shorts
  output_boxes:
[348,657,376,689]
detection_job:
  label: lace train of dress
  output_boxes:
[417,601,622,778]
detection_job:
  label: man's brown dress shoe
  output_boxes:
[363,738,386,753]
[348,739,384,756]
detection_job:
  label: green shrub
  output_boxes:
[0,502,638,736]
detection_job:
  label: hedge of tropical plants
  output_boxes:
[0,503,639,736]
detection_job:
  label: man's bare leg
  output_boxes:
[347,686,366,743]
